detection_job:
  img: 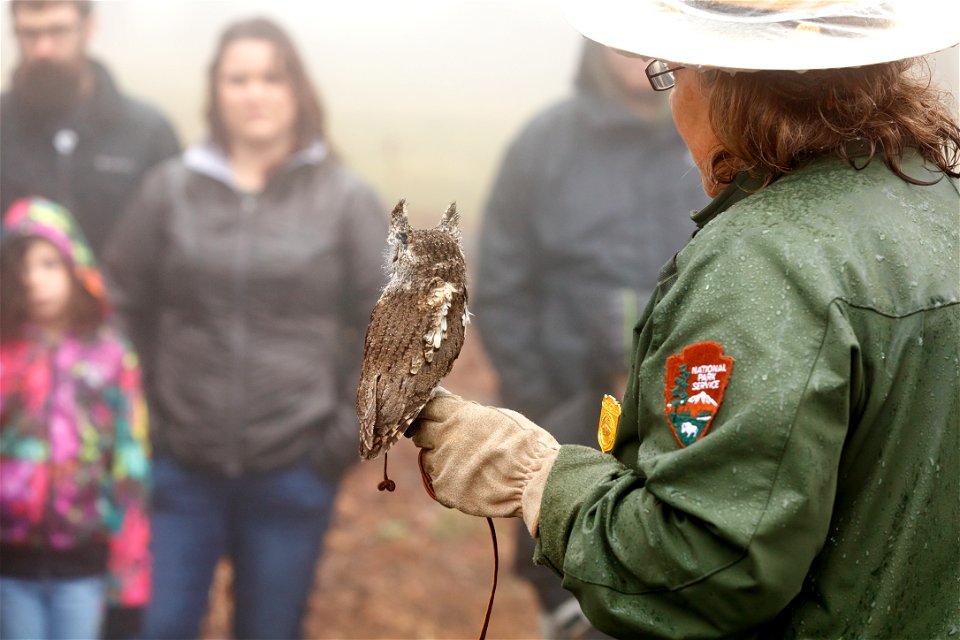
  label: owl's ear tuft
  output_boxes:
[391,199,410,232]
[439,202,460,231]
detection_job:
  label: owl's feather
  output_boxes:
[357,200,468,460]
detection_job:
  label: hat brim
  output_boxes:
[565,0,960,71]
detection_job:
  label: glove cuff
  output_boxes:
[521,446,559,536]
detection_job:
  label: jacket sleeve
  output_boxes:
[474,132,554,415]
[339,183,388,341]
[105,340,152,608]
[534,220,854,638]
[103,162,173,386]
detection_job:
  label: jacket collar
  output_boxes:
[691,140,884,229]
[83,59,124,125]
[183,139,329,189]
[691,171,763,229]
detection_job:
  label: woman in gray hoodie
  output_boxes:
[105,17,387,639]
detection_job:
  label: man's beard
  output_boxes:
[11,58,87,122]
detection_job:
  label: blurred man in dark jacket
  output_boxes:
[474,39,705,639]
[1,0,180,256]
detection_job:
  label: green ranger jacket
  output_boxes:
[535,149,959,639]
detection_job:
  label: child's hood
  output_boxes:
[2,197,107,304]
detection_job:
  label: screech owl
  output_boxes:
[357,199,468,461]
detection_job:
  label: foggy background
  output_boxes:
[2,0,584,231]
[1,4,958,637]
[3,0,955,234]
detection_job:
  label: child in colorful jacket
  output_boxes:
[0,198,151,640]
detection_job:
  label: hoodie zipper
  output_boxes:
[225,192,256,476]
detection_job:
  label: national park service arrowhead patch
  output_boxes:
[664,341,734,447]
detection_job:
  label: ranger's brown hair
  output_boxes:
[702,59,960,189]
[206,17,328,152]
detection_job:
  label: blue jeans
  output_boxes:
[0,575,105,640]
[142,456,338,640]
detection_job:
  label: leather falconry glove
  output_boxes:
[411,391,560,536]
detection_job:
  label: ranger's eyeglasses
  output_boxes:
[645,59,685,91]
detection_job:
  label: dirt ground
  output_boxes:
[201,334,546,639]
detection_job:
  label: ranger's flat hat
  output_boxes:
[565,0,960,71]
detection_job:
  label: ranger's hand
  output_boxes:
[411,391,560,535]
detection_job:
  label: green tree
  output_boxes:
[670,364,690,407]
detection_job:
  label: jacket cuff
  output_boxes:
[534,445,624,571]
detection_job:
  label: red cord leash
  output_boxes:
[417,450,498,640]
[376,450,499,639]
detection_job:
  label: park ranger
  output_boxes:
[410,0,960,637]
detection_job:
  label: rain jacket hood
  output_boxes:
[475,40,703,438]
[2,197,108,312]
[1,59,181,255]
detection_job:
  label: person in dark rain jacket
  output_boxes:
[104,18,387,639]
[474,38,703,638]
